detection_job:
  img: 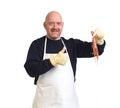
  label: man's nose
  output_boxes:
[53,23,58,28]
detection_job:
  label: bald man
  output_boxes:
[24,11,106,108]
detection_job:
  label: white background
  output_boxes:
[0,0,120,108]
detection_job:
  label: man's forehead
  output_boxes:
[45,11,63,22]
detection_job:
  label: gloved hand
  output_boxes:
[49,47,68,66]
[93,28,104,45]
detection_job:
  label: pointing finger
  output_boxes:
[59,47,66,53]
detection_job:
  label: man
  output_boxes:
[24,11,106,108]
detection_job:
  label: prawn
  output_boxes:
[91,31,99,61]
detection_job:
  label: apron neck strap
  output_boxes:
[44,37,68,56]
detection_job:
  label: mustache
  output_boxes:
[51,28,60,32]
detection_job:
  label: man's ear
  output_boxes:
[43,22,46,29]
[62,22,64,27]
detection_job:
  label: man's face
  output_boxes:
[44,12,64,40]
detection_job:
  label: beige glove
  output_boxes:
[49,47,68,66]
[93,28,104,45]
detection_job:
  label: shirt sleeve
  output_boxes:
[24,40,54,77]
[74,39,106,58]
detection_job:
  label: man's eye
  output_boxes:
[49,22,54,25]
[57,22,62,25]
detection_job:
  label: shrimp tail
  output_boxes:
[91,31,99,61]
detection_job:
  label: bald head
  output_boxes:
[45,11,63,23]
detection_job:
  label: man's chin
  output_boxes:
[50,34,60,40]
